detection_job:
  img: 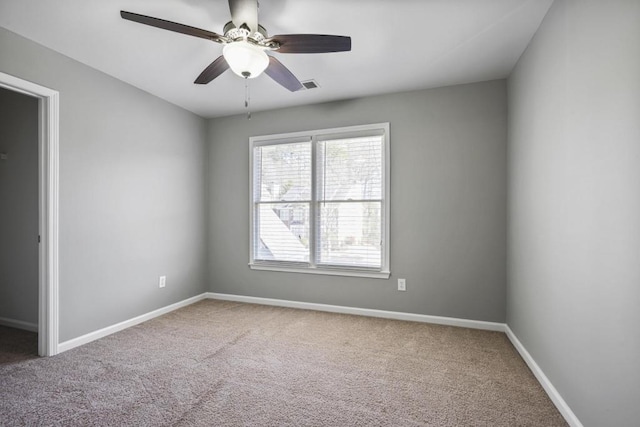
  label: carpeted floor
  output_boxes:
[0,300,567,426]
[0,325,38,365]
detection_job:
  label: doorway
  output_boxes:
[0,87,38,359]
[0,72,59,356]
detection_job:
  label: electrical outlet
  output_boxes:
[398,278,406,291]
[159,276,166,288]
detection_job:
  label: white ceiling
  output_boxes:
[0,0,553,118]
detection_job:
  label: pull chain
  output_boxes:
[244,78,251,120]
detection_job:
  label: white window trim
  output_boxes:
[249,122,390,279]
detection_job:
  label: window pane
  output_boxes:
[254,142,311,202]
[317,201,382,268]
[250,123,389,275]
[317,136,382,201]
[255,203,309,263]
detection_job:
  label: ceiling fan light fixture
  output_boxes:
[223,41,269,79]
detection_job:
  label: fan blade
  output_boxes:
[264,56,303,92]
[228,0,258,34]
[120,11,225,43]
[194,56,230,84]
[269,34,351,54]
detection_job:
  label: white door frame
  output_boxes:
[0,71,59,356]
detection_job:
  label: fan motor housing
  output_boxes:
[223,21,268,41]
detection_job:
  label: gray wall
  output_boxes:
[208,80,507,322]
[507,0,640,425]
[0,28,209,342]
[0,87,38,326]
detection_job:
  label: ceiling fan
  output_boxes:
[120,0,352,92]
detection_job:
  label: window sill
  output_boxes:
[249,263,390,279]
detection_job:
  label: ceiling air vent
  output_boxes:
[301,79,320,90]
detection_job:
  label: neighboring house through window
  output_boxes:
[250,123,390,278]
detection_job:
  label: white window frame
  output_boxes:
[249,123,390,279]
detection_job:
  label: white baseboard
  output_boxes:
[0,317,38,332]
[505,326,583,427]
[57,293,208,353]
[205,292,506,332]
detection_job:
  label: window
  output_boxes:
[250,123,390,278]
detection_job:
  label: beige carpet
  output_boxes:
[0,325,38,365]
[0,300,567,426]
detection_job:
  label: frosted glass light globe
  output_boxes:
[223,41,269,79]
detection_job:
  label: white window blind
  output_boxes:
[250,123,389,278]
[316,135,383,269]
[253,139,311,263]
